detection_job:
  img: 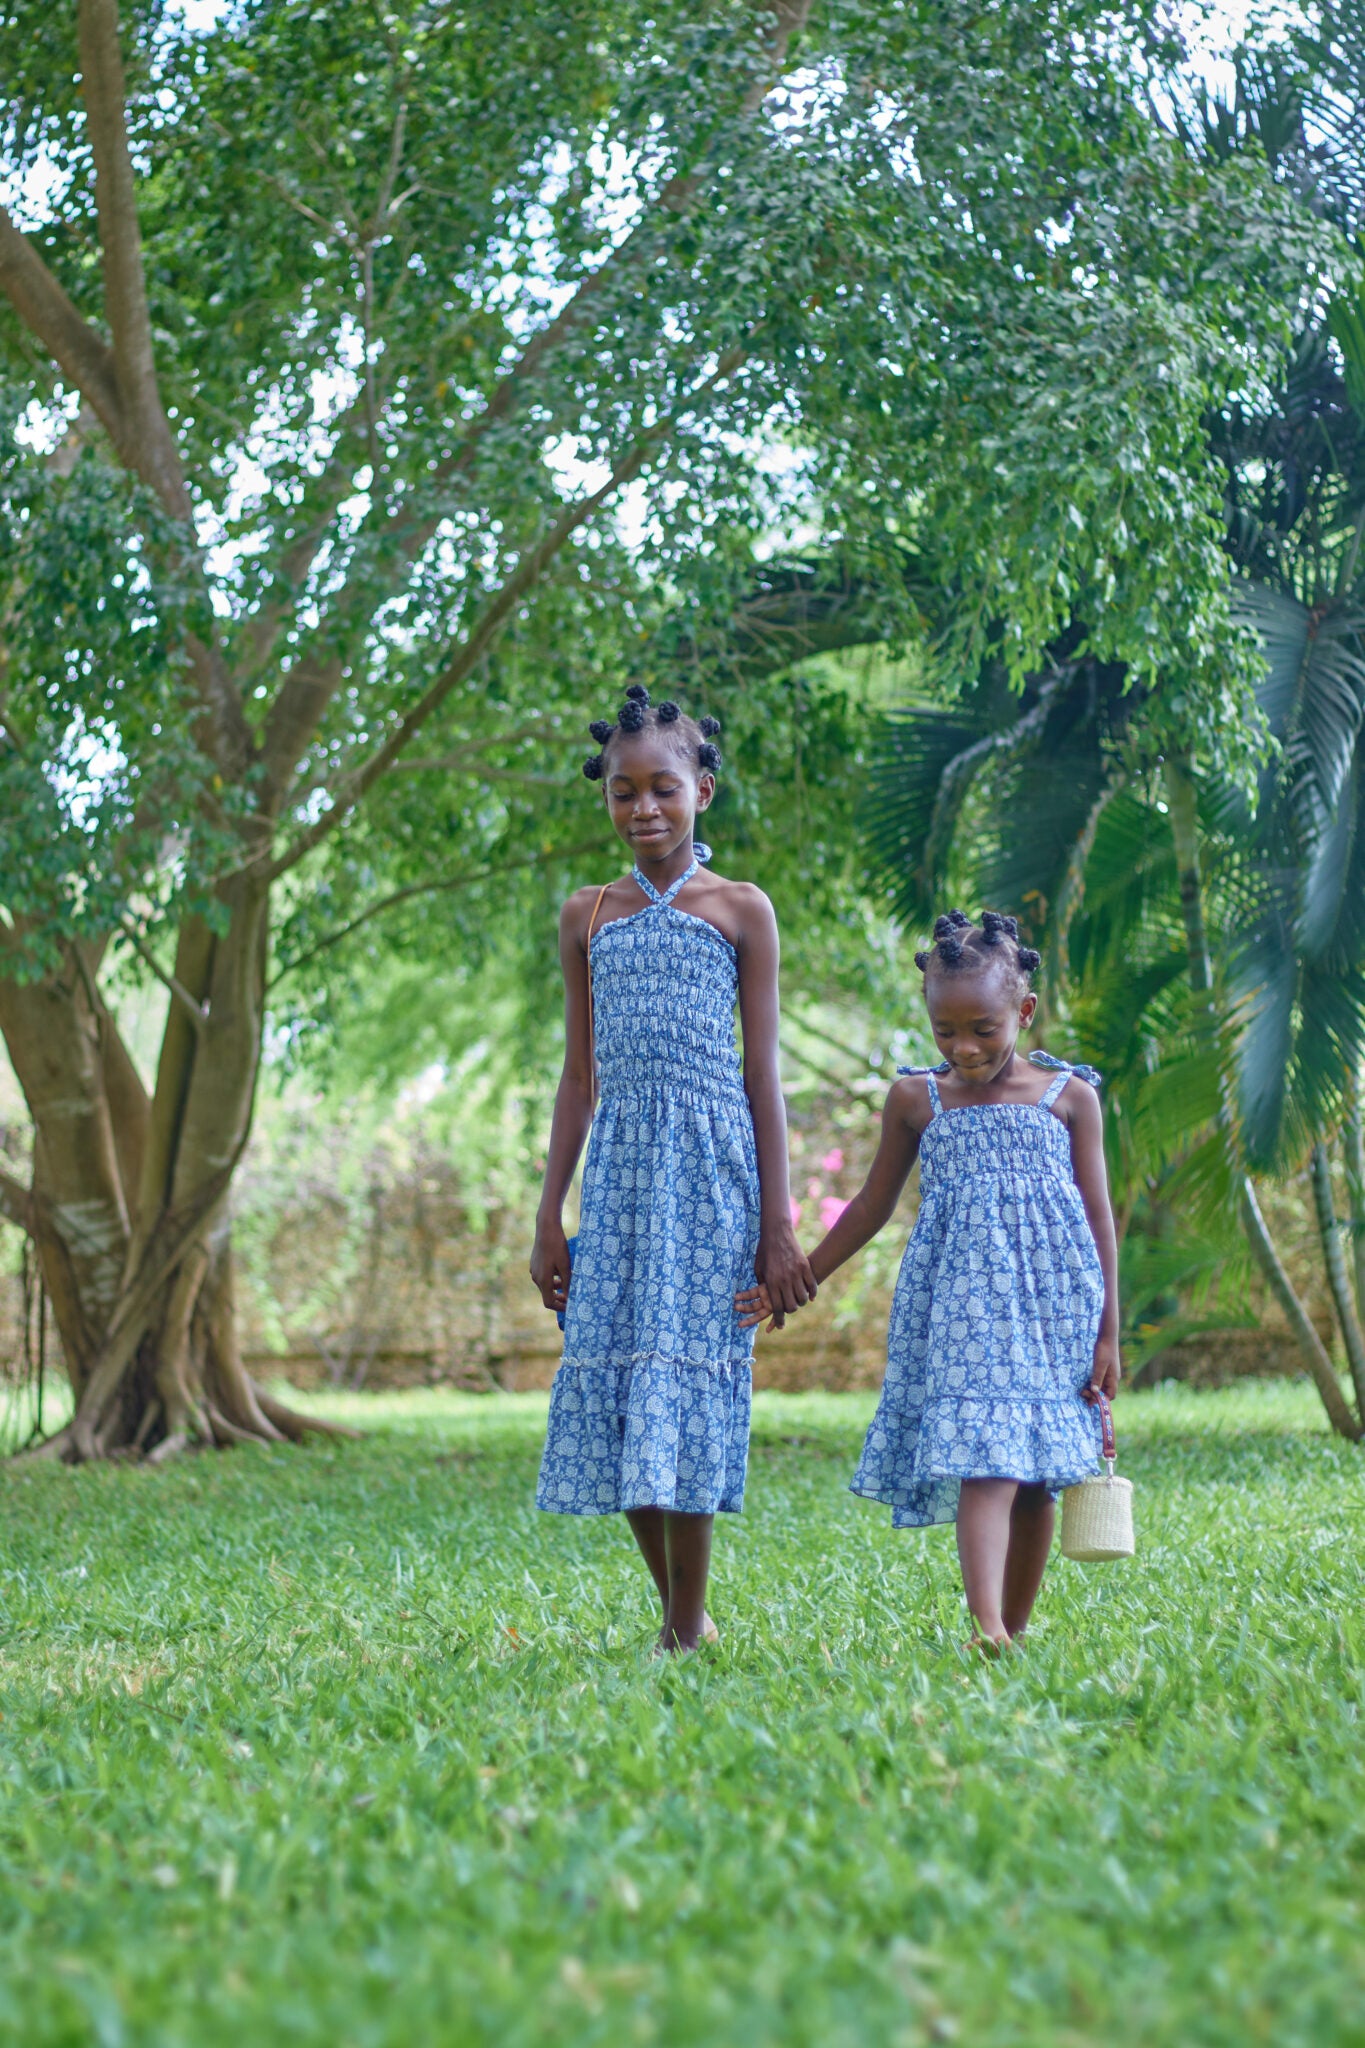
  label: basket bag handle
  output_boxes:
[1095,1389,1116,1473]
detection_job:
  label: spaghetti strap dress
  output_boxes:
[850,1055,1105,1529]
[536,847,760,1516]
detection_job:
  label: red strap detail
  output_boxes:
[1096,1391,1116,1460]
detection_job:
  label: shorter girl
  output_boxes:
[738,909,1119,1648]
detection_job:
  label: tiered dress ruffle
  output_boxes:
[536,856,759,1516]
[851,1059,1105,1528]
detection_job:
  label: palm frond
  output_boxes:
[863,704,988,920]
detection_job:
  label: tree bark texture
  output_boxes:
[0,894,337,1460]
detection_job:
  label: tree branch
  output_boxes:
[254,1,807,798]
[116,920,209,1034]
[244,426,369,680]
[77,0,189,515]
[262,341,750,881]
[0,206,125,441]
[0,6,254,777]
[0,1165,34,1236]
[267,834,609,985]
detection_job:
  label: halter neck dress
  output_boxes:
[851,1055,1105,1528]
[536,848,760,1516]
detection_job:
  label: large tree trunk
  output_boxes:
[1162,753,1362,1438]
[0,896,336,1462]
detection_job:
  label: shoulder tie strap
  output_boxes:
[897,1061,949,1116]
[1028,1050,1102,1110]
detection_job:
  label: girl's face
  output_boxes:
[603,731,713,860]
[926,969,1038,1086]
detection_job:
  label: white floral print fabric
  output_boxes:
[851,1058,1104,1528]
[537,854,759,1517]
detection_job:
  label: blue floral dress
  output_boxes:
[850,1056,1105,1528]
[536,848,759,1517]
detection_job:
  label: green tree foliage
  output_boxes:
[0,0,1319,1457]
[858,35,1365,1434]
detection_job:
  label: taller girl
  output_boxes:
[531,686,815,1650]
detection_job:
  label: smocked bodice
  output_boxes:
[919,1102,1074,1194]
[904,1056,1100,1200]
[590,854,744,1105]
[591,910,742,1102]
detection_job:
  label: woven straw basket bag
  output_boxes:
[1060,1393,1135,1562]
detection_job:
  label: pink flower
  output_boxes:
[820,1148,845,1173]
[789,1197,803,1229]
[806,1177,822,1200]
[819,1196,849,1232]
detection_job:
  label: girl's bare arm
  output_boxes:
[529,893,598,1313]
[736,1079,925,1326]
[1064,1081,1121,1399]
[733,886,818,1317]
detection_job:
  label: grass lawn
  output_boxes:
[1,1382,1363,2048]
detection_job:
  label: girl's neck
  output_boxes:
[632,838,699,892]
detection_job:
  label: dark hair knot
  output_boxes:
[579,695,724,784]
[918,908,1038,994]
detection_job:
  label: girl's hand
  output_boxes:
[1081,1337,1121,1403]
[530,1221,572,1315]
[735,1281,781,1332]
[754,1225,818,1319]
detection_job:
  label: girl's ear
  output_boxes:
[695,771,716,813]
[1018,990,1039,1027]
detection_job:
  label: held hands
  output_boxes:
[1081,1336,1121,1404]
[734,1280,777,1331]
[530,1220,572,1316]
[735,1225,818,1332]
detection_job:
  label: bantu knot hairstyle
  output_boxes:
[914,908,1040,991]
[581,690,724,781]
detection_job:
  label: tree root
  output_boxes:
[256,1389,359,1441]
[145,1429,191,1466]
[14,1423,74,1463]
[202,1400,279,1448]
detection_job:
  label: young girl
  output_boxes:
[531,685,816,1651]
[738,908,1120,1648]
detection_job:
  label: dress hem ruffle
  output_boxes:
[850,1390,1101,1528]
[536,1350,752,1517]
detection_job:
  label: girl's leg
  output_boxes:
[625,1508,670,1636]
[662,1511,714,1651]
[955,1479,1019,1644]
[1001,1484,1055,1640]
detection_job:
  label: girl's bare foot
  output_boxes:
[963,1629,1011,1657]
[652,1612,720,1656]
